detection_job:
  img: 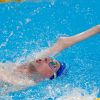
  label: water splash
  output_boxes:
[57,88,99,100]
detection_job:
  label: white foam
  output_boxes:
[57,88,98,100]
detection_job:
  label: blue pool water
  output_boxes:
[0,0,100,99]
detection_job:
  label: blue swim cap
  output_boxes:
[50,62,66,80]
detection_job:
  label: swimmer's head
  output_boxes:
[16,58,60,78]
[32,58,60,78]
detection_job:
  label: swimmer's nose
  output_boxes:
[36,58,50,64]
[36,59,42,63]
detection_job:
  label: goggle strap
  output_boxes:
[54,72,57,78]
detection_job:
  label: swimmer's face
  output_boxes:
[32,58,60,78]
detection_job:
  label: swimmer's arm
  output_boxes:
[0,67,36,86]
[37,25,100,57]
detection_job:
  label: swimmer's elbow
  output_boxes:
[58,37,75,48]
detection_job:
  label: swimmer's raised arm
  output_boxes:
[0,67,35,86]
[38,25,100,58]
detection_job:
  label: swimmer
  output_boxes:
[0,25,100,89]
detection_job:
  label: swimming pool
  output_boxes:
[0,0,100,99]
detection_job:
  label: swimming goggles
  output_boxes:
[48,58,58,78]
